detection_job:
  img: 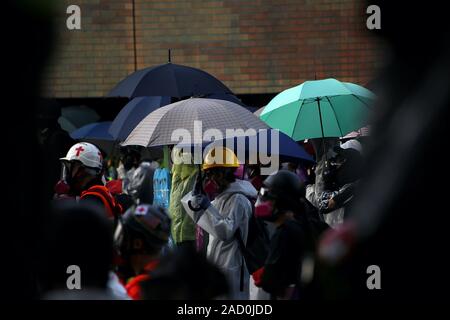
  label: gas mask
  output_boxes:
[60,161,100,195]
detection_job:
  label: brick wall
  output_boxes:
[43,0,384,98]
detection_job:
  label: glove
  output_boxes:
[252,267,265,287]
[190,194,211,211]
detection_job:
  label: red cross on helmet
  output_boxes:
[60,142,103,170]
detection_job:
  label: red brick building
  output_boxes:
[43,0,384,107]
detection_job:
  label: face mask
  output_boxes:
[61,162,93,195]
[54,179,71,195]
[204,179,219,199]
[255,195,275,220]
[205,171,227,194]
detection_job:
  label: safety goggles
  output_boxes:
[258,187,276,202]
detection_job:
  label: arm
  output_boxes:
[331,183,356,208]
[182,192,250,242]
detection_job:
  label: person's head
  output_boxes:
[59,142,103,195]
[330,139,363,186]
[41,201,113,292]
[114,204,170,273]
[255,170,306,224]
[126,162,155,205]
[202,147,239,193]
[120,146,141,171]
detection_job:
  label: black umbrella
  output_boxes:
[108,63,232,99]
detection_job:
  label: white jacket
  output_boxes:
[182,179,257,300]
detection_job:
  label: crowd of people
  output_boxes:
[38,133,364,300]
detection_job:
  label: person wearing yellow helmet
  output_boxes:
[181,146,258,300]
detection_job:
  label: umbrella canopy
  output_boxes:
[260,78,375,141]
[58,106,100,134]
[122,98,269,148]
[205,93,247,108]
[342,125,370,139]
[109,96,171,141]
[108,63,232,99]
[70,121,114,154]
[204,129,315,164]
[70,121,113,140]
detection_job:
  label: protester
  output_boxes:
[182,147,257,299]
[114,204,171,299]
[55,142,123,226]
[252,170,328,300]
[169,149,199,250]
[306,139,363,227]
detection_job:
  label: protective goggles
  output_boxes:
[258,187,276,201]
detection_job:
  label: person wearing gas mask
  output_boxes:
[306,139,363,227]
[181,147,257,300]
[252,170,328,300]
[55,142,123,226]
[113,204,171,300]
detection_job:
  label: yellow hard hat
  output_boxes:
[202,147,240,171]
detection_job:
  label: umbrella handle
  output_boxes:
[188,200,203,212]
[188,165,205,212]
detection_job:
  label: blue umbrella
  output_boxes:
[210,129,315,164]
[58,106,100,134]
[70,121,113,140]
[109,96,171,141]
[70,121,114,154]
[107,63,232,99]
[178,129,315,164]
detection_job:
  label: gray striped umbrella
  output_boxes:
[121,98,269,147]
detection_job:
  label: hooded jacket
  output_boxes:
[182,179,257,299]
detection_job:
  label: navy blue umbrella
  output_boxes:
[70,121,114,154]
[109,96,171,141]
[178,129,315,164]
[107,63,232,99]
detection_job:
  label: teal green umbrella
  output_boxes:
[260,78,375,141]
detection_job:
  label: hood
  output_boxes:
[220,179,258,199]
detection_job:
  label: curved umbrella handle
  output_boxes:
[188,200,203,212]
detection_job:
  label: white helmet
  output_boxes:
[60,142,103,170]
